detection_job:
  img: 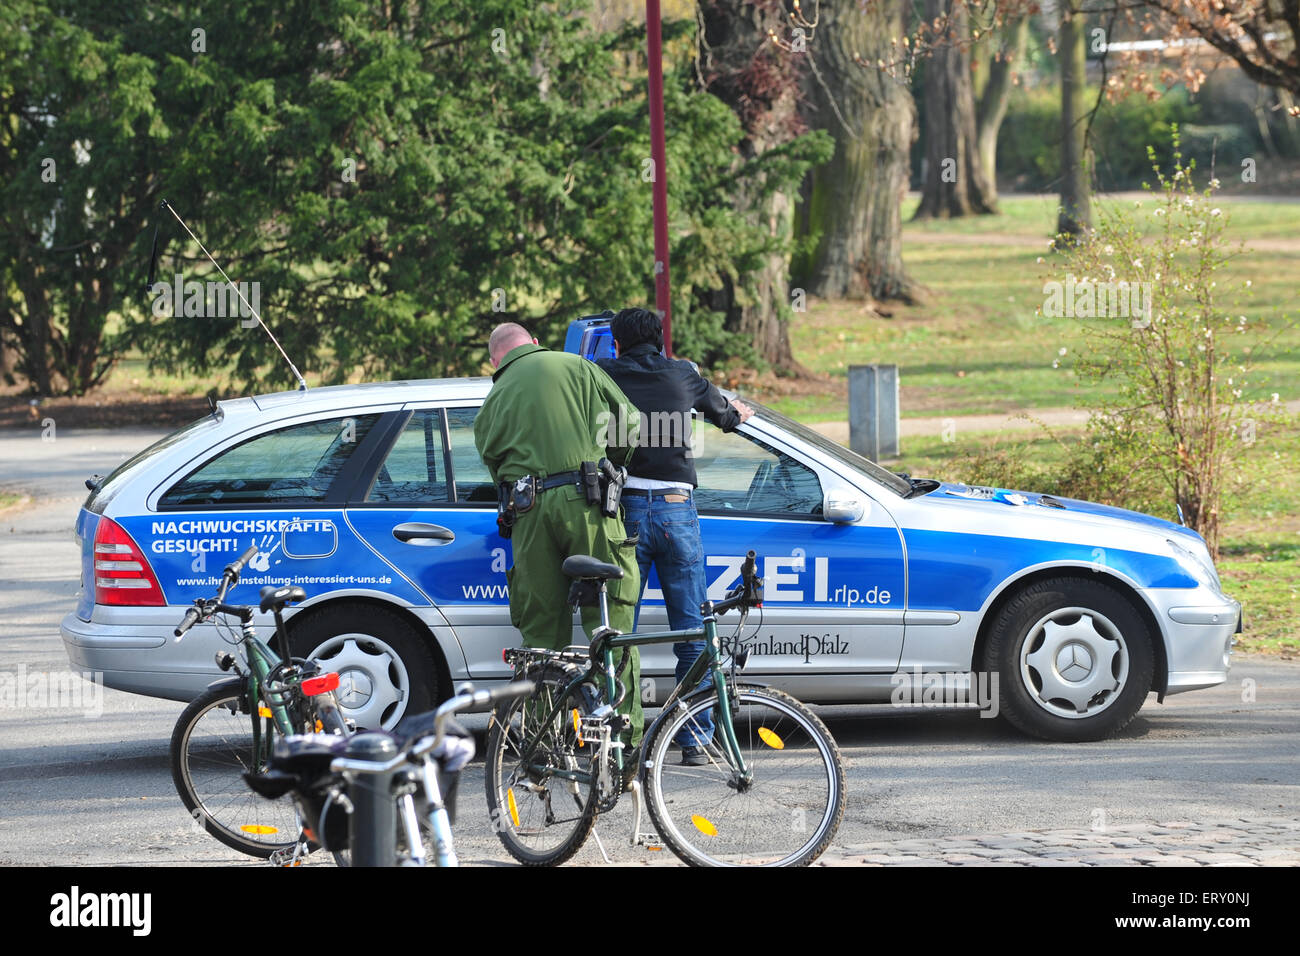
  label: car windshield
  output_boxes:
[745,400,913,497]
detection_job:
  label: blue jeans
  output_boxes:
[621,491,714,748]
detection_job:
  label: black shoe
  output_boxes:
[680,745,708,767]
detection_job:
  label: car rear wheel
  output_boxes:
[290,605,440,731]
[984,576,1154,742]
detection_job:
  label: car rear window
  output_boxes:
[86,415,223,514]
[159,414,381,507]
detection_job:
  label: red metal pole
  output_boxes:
[646,0,672,355]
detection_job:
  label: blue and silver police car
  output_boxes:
[60,322,1240,741]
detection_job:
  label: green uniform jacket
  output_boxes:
[474,343,640,482]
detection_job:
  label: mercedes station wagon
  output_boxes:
[60,321,1241,742]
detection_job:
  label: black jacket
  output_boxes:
[597,344,741,486]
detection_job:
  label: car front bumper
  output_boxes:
[1141,586,1241,696]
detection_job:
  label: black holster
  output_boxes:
[597,458,626,518]
[496,476,537,539]
[579,461,601,506]
[495,485,515,539]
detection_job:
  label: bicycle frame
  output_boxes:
[600,618,749,780]
[511,611,752,791]
[230,623,296,767]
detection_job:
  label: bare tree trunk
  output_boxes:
[1058,4,1093,239]
[914,0,996,218]
[975,15,1029,207]
[799,0,918,301]
[0,332,17,386]
[697,0,809,373]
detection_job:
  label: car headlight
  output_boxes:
[1166,537,1222,592]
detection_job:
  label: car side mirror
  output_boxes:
[823,497,864,523]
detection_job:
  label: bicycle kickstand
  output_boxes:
[627,780,664,852]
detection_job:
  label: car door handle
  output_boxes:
[392,522,456,545]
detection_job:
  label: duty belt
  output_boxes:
[537,470,583,492]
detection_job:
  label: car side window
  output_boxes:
[160,414,381,507]
[367,410,450,503]
[445,407,497,503]
[692,425,823,517]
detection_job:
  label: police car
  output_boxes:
[60,321,1241,742]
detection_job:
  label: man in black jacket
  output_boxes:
[597,308,752,764]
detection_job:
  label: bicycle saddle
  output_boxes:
[561,555,624,580]
[392,710,472,749]
[259,584,307,613]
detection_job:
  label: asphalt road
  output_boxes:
[1,428,1297,866]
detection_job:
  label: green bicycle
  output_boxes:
[484,550,845,867]
[170,545,349,860]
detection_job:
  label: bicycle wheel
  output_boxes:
[171,685,299,858]
[484,662,598,866]
[644,685,845,866]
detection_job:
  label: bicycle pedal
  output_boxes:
[636,833,665,852]
[577,716,609,745]
[269,846,306,867]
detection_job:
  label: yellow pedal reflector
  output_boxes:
[240,824,279,835]
[572,708,584,746]
[758,727,784,750]
[691,815,718,837]
[258,706,273,719]
[315,719,323,732]
[507,789,520,828]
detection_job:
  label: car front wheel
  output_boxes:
[290,604,440,731]
[984,576,1155,742]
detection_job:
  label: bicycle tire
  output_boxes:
[484,662,598,866]
[644,685,845,867]
[171,685,299,858]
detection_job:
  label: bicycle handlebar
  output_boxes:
[173,544,262,639]
[173,606,201,638]
[330,681,536,775]
[225,544,259,581]
[714,549,763,616]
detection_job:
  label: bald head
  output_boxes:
[488,323,536,367]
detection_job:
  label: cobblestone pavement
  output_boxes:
[818,817,1300,866]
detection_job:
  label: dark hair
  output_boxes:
[610,308,662,351]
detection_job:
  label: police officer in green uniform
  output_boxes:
[474,322,645,747]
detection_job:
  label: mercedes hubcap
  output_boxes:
[307,633,409,730]
[1021,608,1128,719]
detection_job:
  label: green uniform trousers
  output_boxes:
[506,484,643,747]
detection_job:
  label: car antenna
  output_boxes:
[155,199,308,392]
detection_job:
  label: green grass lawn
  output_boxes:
[771,194,1299,423]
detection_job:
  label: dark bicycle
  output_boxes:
[170,545,349,860]
[484,550,846,867]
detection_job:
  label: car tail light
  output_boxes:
[302,673,340,696]
[93,517,165,606]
